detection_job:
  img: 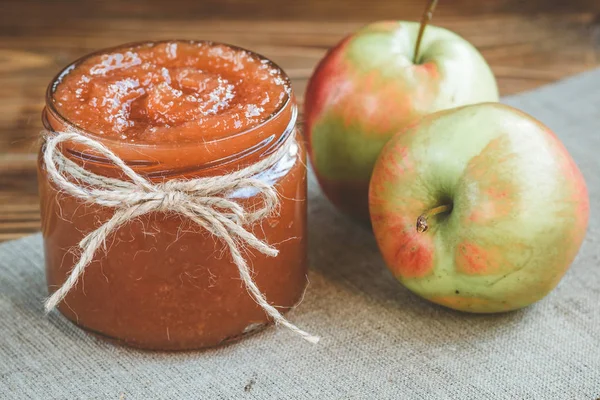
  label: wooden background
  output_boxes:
[1,0,599,241]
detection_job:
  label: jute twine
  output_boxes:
[42,130,319,344]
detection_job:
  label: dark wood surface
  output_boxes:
[1,0,599,241]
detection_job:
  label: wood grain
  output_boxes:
[1,0,599,241]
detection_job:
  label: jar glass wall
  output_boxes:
[38,41,308,350]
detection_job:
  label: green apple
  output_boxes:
[305,20,499,221]
[369,103,589,313]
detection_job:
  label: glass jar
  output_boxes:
[38,41,308,350]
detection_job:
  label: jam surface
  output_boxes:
[52,41,289,143]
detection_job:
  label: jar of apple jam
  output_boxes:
[38,41,308,350]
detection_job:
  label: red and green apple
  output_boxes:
[305,19,499,221]
[369,103,589,313]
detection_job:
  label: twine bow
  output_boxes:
[42,130,319,344]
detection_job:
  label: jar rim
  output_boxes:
[44,39,294,150]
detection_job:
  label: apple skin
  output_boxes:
[305,21,499,221]
[369,103,589,313]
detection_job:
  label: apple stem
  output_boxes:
[416,204,452,233]
[413,0,439,64]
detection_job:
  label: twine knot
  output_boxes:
[42,130,319,344]
[155,189,187,212]
[161,190,183,208]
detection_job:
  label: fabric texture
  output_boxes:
[2,70,600,399]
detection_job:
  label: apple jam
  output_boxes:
[38,41,308,350]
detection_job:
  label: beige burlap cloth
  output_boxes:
[1,69,599,399]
